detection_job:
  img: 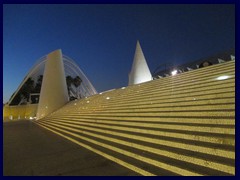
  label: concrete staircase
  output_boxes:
[35,60,235,176]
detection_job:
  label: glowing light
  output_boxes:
[74,103,77,105]
[29,117,34,120]
[45,106,48,109]
[171,70,177,76]
[87,101,90,103]
[106,97,110,100]
[216,75,230,80]
[121,87,125,89]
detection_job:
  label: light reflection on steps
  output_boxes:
[35,61,235,176]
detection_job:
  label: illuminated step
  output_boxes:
[54,62,234,110]
[87,64,234,99]
[39,116,235,158]
[75,84,235,107]
[127,62,234,88]
[42,116,234,135]
[58,91,235,115]
[69,101,235,113]
[85,98,235,111]
[37,121,201,176]
[60,110,234,118]
[130,71,234,92]
[35,60,235,176]
[61,104,235,114]
[126,66,234,91]
[45,115,235,125]
[136,62,234,85]
[41,120,235,175]
[126,72,235,95]
[85,104,235,113]
[81,79,235,105]
[35,122,206,175]
[58,73,235,108]
[35,122,155,176]
[69,72,235,107]
[95,82,235,106]
[36,121,234,175]
[60,93,234,113]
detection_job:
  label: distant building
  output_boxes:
[152,49,235,79]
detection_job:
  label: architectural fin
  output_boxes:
[36,49,68,119]
[128,41,152,85]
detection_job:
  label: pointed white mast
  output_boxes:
[36,49,68,120]
[128,41,152,85]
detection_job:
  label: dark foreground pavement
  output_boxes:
[3,120,139,176]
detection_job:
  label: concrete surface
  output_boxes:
[3,120,139,176]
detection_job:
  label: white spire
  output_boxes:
[128,41,152,85]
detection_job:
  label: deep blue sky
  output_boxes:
[3,4,235,103]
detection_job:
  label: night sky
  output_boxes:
[3,4,235,103]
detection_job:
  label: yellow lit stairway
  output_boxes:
[35,60,235,176]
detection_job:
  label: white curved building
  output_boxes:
[5,49,97,120]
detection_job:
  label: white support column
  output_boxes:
[36,49,68,120]
[128,41,152,85]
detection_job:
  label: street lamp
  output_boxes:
[171,70,178,76]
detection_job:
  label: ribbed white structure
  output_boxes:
[128,41,152,85]
[36,49,68,120]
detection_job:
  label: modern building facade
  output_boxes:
[3,49,97,120]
